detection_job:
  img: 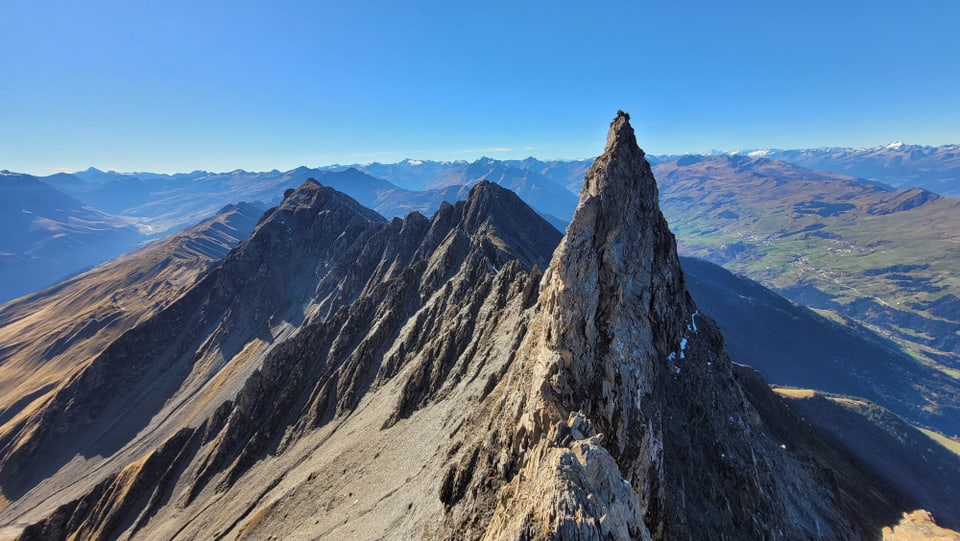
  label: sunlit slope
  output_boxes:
[655,155,960,373]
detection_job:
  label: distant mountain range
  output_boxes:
[1,143,958,382]
[730,142,960,196]
[0,161,584,304]
[0,172,142,302]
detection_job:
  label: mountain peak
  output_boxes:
[582,110,654,206]
[536,109,685,459]
[447,111,875,539]
[604,109,634,152]
[466,178,500,197]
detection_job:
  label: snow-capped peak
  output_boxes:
[885,141,905,150]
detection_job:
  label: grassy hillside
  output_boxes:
[655,156,960,375]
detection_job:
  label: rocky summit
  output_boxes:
[0,113,948,540]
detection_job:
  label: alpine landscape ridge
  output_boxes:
[0,112,955,540]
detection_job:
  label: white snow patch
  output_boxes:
[667,352,677,362]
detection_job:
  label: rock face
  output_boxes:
[0,113,941,540]
[435,111,875,540]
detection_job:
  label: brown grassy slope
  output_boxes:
[0,203,260,504]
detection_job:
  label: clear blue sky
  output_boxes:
[2,0,958,174]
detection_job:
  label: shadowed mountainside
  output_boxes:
[0,172,143,304]
[682,256,960,437]
[0,202,263,500]
[770,386,960,531]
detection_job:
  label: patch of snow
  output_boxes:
[689,311,699,333]
[667,352,677,362]
[885,141,905,150]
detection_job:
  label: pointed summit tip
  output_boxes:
[578,110,651,199]
[604,109,640,156]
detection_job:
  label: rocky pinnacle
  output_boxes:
[449,111,856,540]
[538,108,687,460]
[453,110,694,540]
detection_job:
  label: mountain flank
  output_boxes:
[0,172,142,303]
[653,155,960,376]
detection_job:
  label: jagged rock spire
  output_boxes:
[581,109,656,204]
[537,111,687,455]
[460,111,694,540]
[462,112,853,540]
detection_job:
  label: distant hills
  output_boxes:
[0,172,142,302]
[736,142,960,196]
[653,155,960,375]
